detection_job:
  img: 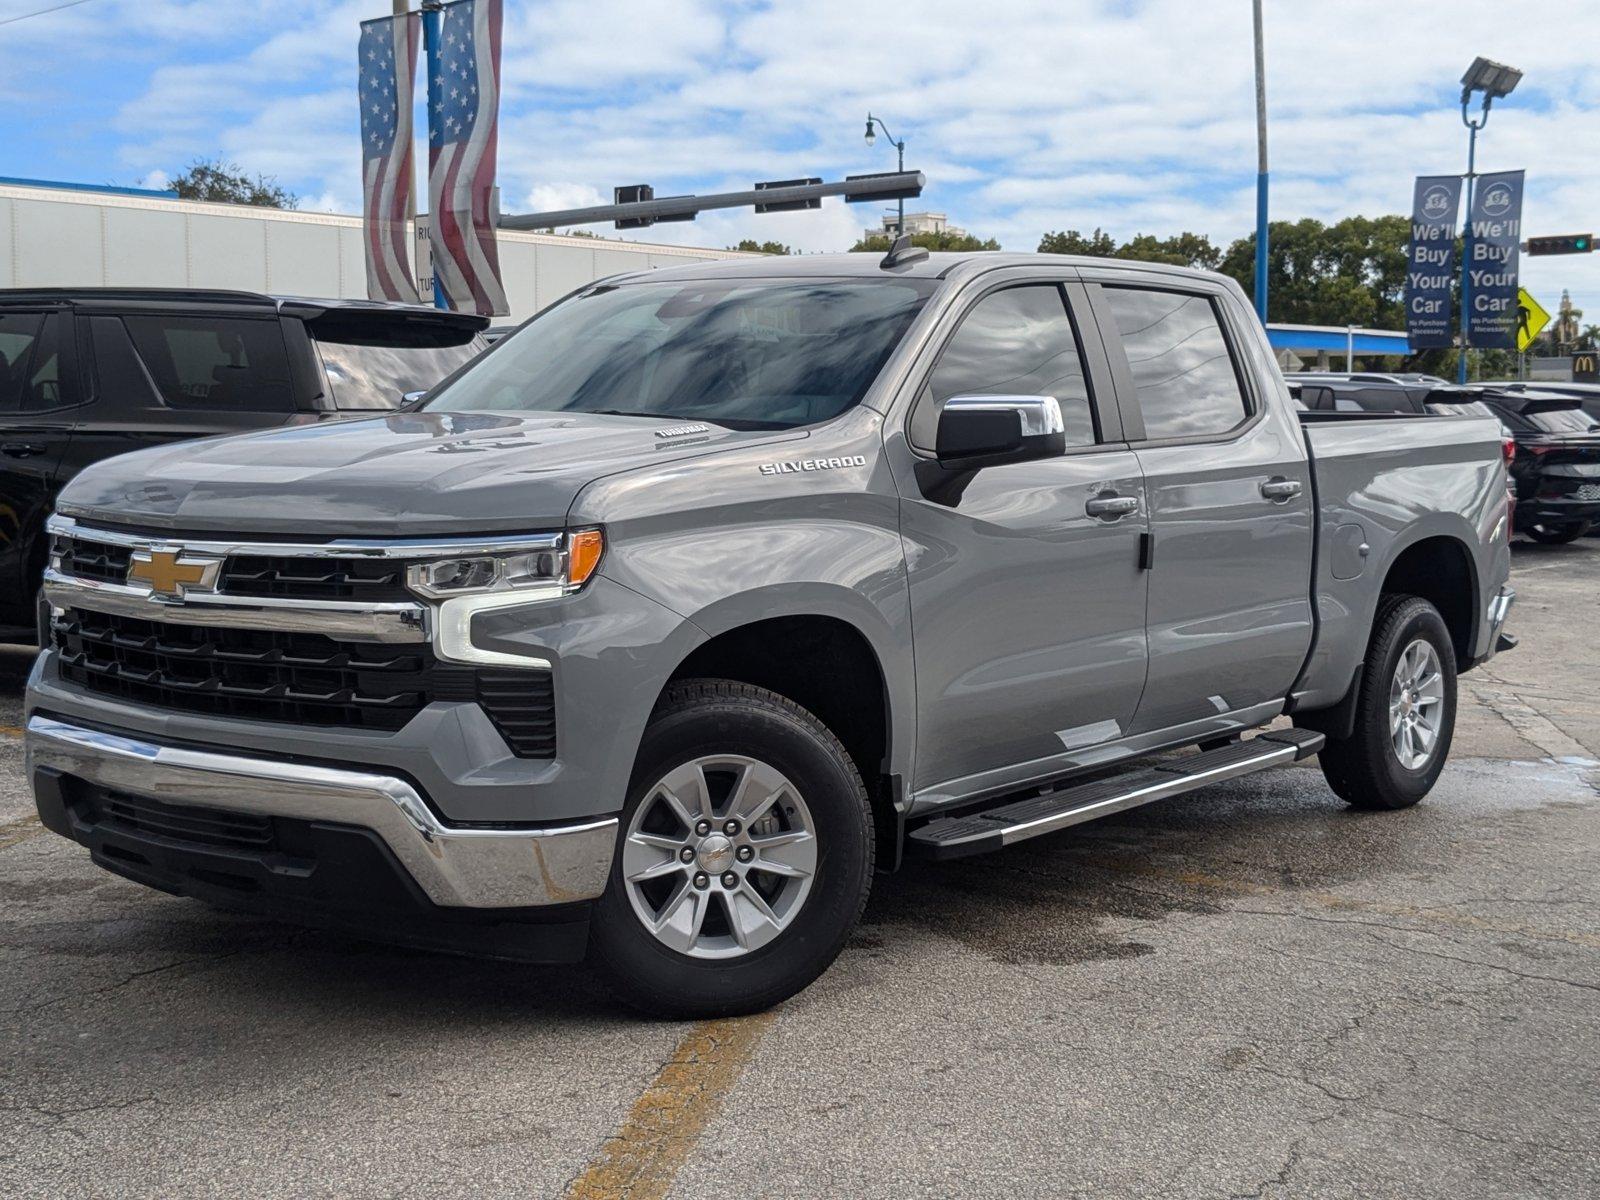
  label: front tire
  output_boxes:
[1526,521,1590,544]
[589,680,873,1018]
[1316,595,1456,811]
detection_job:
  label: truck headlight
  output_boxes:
[407,529,604,599]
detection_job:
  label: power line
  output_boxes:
[0,0,103,28]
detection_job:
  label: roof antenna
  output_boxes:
[880,233,929,269]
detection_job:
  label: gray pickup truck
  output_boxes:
[24,250,1515,1016]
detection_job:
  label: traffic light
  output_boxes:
[1526,234,1594,256]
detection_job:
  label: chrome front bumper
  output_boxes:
[25,716,616,909]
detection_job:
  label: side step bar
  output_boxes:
[908,728,1325,861]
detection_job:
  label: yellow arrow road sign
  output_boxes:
[1517,287,1551,351]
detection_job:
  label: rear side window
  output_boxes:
[122,316,294,412]
[0,314,44,412]
[0,313,77,412]
[1102,288,1249,440]
[929,285,1097,447]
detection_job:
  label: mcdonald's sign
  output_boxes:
[1576,351,1599,384]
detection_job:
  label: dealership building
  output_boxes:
[0,178,747,325]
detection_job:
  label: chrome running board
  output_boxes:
[908,728,1324,861]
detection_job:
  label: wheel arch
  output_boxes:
[656,593,912,869]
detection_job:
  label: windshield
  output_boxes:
[317,332,485,410]
[423,278,936,429]
[1425,400,1497,419]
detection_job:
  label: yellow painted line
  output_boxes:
[0,816,43,851]
[564,1010,778,1200]
[1095,858,1600,951]
[0,724,22,739]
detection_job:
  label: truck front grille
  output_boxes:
[56,538,133,584]
[220,554,411,602]
[54,608,438,732]
[51,608,558,755]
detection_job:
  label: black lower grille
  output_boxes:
[477,670,558,757]
[54,608,437,731]
[89,789,276,852]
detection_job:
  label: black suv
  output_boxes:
[0,289,487,641]
[1464,384,1600,543]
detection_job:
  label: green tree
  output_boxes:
[1037,228,1117,256]
[729,239,792,255]
[1218,215,1411,329]
[168,157,298,209]
[851,229,1000,253]
[1038,228,1221,269]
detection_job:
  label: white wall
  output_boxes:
[0,182,751,324]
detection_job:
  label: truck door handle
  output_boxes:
[2,442,46,458]
[1260,478,1302,502]
[1086,495,1139,518]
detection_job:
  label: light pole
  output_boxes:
[1456,56,1523,384]
[1251,0,1269,324]
[864,114,906,239]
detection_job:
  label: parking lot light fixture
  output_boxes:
[1455,56,1524,385]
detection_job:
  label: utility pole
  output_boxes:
[1251,0,1269,324]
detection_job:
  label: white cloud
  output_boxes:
[5,0,1599,313]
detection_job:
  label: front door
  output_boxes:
[1085,275,1314,734]
[895,280,1150,799]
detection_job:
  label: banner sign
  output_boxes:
[358,13,422,305]
[424,0,509,316]
[1465,169,1525,350]
[1404,175,1462,348]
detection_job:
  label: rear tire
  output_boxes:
[1317,595,1456,811]
[589,679,873,1018]
[1526,521,1590,544]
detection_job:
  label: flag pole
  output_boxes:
[418,0,447,309]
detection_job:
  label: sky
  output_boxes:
[4,0,1600,319]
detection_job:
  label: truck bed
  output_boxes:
[1294,412,1510,708]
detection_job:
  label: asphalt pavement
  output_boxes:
[2,540,1598,1198]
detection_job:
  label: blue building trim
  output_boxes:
[0,175,180,200]
[1265,325,1410,356]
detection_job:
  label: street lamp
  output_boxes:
[1456,55,1523,383]
[864,113,906,239]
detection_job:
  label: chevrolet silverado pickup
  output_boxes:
[24,249,1515,1016]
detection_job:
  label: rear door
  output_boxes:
[0,309,81,625]
[1083,271,1314,735]
[65,308,306,472]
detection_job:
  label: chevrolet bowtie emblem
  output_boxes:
[127,548,220,600]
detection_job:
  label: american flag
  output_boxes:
[358,13,421,305]
[426,0,508,316]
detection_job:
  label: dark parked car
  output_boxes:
[0,289,487,641]
[1462,384,1600,543]
[1485,380,1600,423]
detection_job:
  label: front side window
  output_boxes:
[1102,288,1249,440]
[122,316,294,412]
[927,284,1097,447]
[424,278,935,430]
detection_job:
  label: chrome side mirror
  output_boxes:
[935,394,1067,467]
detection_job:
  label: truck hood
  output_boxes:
[57,410,801,536]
